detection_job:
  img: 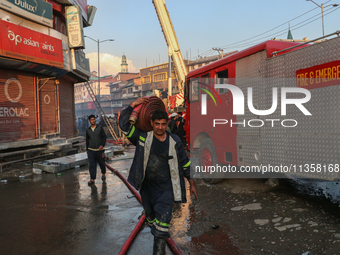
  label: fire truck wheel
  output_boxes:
[198,138,222,184]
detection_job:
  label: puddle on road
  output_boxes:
[96,205,120,211]
[191,228,241,255]
[169,185,241,254]
[230,202,262,211]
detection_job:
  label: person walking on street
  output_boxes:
[86,114,107,185]
[119,97,198,255]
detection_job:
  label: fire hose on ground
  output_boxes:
[105,163,182,255]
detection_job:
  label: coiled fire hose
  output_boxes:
[105,163,182,255]
[129,96,166,132]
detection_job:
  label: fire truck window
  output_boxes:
[216,69,229,94]
[190,78,199,102]
[200,73,211,92]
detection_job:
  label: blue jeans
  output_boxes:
[87,150,106,180]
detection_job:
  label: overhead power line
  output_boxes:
[221,5,340,51]
[219,6,319,49]
[199,4,339,58]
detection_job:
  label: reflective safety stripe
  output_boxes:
[127,125,135,138]
[153,222,169,232]
[147,218,156,224]
[155,219,169,227]
[139,136,145,142]
[183,160,191,168]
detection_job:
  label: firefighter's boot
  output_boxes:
[153,237,166,255]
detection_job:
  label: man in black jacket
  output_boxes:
[168,112,177,133]
[119,97,198,255]
[86,114,106,185]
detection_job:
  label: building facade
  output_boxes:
[74,72,116,117]
[108,72,140,115]
[0,0,94,143]
[139,62,180,98]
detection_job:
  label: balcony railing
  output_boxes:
[122,93,134,99]
[111,101,123,107]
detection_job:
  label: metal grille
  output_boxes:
[235,51,267,166]
[233,37,340,180]
[262,37,340,180]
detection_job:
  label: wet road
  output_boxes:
[1,154,340,255]
[0,159,156,255]
[0,156,200,255]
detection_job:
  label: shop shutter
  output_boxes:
[0,69,36,142]
[39,78,57,134]
[59,78,75,138]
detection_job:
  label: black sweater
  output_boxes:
[86,125,106,150]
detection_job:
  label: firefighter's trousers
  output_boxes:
[140,189,174,238]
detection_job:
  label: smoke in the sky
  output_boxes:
[86,52,138,76]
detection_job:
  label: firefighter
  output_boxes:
[168,112,178,133]
[119,97,198,255]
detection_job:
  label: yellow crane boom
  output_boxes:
[152,0,187,94]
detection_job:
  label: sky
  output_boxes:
[84,0,340,76]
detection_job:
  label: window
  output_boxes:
[190,78,199,102]
[153,72,167,82]
[215,69,229,94]
[128,88,133,93]
[142,76,151,84]
[200,73,211,94]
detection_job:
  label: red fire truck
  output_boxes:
[185,36,340,182]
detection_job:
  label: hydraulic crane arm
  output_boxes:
[152,0,187,93]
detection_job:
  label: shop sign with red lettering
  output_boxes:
[0,20,63,68]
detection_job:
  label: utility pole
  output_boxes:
[307,0,339,37]
[97,39,100,101]
[84,36,114,102]
[321,3,324,37]
[212,47,224,58]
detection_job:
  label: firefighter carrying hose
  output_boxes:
[119,97,198,255]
